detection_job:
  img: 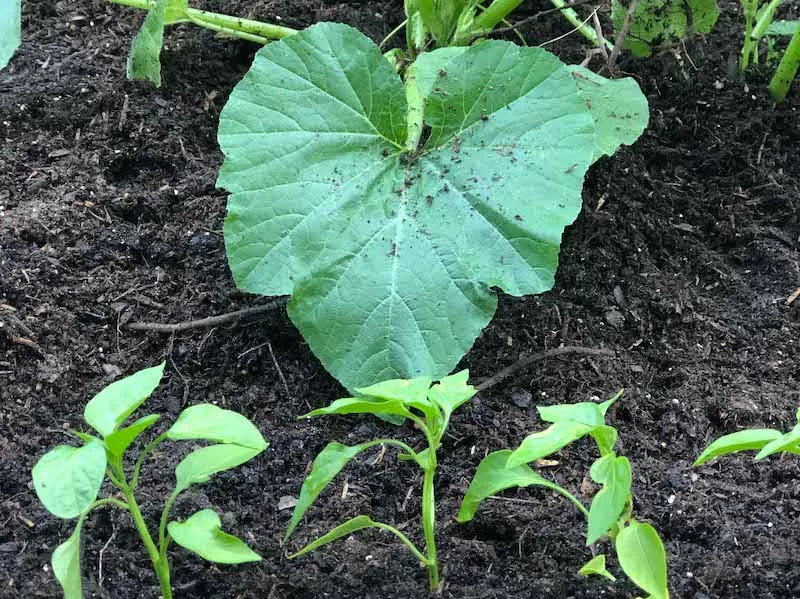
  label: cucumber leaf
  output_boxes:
[32,441,107,519]
[285,441,375,542]
[83,362,165,436]
[218,23,606,390]
[457,450,569,522]
[0,0,21,71]
[168,509,261,564]
[52,525,83,599]
[615,520,669,599]
[168,404,267,450]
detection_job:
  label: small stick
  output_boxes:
[608,0,638,71]
[125,299,286,333]
[476,345,615,392]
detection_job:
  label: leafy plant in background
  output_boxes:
[32,363,268,599]
[217,22,648,391]
[458,391,670,599]
[610,0,720,58]
[284,371,476,590]
[694,406,800,466]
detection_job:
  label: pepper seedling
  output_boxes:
[284,370,476,591]
[694,405,800,466]
[458,391,670,599]
[32,362,268,599]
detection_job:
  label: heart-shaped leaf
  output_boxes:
[104,414,160,457]
[175,443,265,493]
[457,450,571,522]
[168,509,261,564]
[167,404,267,449]
[218,23,641,390]
[0,0,20,70]
[586,454,632,544]
[32,441,107,519]
[52,525,83,599]
[83,362,165,437]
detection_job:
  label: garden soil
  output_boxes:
[1,0,798,597]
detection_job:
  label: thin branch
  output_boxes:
[476,346,615,392]
[608,0,638,70]
[125,299,287,333]
[468,0,598,43]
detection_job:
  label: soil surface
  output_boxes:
[1,1,799,598]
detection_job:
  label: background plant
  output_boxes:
[217,22,648,391]
[32,363,268,599]
[283,371,476,590]
[458,391,670,598]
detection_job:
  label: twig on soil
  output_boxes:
[608,0,638,70]
[476,345,615,392]
[125,299,287,333]
[267,340,293,399]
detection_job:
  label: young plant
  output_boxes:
[458,391,670,599]
[694,405,800,466]
[284,371,477,590]
[217,22,648,392]
[32,362,268,599]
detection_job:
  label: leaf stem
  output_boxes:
[769,26,800,101]
[420,426,440,590]
[547,0,612,50]
[474,0,526,31]
[131,432,168,489]
[158,488,181,558]
[372,522,431,565]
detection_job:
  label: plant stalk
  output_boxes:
[107,0,296,42]
[740,0,759,71]
[769,27,800,100]
[548,0,612,49]
[420,425,440,591]
[475,0,525,31]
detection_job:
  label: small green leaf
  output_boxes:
[578,554,616,582]
[83,362,165,436]
[301,396,413,421]
[289,515,379,558]
[175,443,265,494]
[590,425,618,457]
[693,429,783,466]
[168,404,267,449]
[0,0,21,70]
[419,0,465,43]
[126,0,167,86]
[168,509,261,564]
[285,442,374,542]
[458,450,568,522]
[767,20,800,36]
[756,426,800,460]
[599,389,624,415]
[104,415,160,457]
[427,369,476,422]
[33,441,107,519]
[615,520,669,599]
[52,525,83,599]
[587,454,632,545]
[537,402,606,426]
[507,421,594,468]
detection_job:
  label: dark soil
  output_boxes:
[1,0,799,598]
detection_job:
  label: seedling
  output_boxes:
[284,371,477,590]
[694,405,800,466]
[458,391,670,599]
[32,363,268,599]
[217,22,648,391]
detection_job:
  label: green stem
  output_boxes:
[121,484,172,599]
[372,522,431,565]
[740,0,759,71]
[547,0,613,50]
[551,485,590,520]
[107,0,296,42]
[420,423,440,591]
[158,488,181,557]
[769,27,800,101]
[752,0,782,40]
[474,0,525,31]
[404,63,424,153]
[131,432,168,489]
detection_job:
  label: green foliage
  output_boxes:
[168,509,262,564]
[32,363,266,599]
[612,0,720,57]
[458,391,669,599]
[218,23,648,391]
[0,0,21,70]
[286,370,477,590]
[127,0,169,86]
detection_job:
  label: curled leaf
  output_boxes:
[169,509,261,564]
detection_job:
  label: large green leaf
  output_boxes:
[586,454,632,544]
[83,362,165,437]
[167,404,267,450]
[32,441,107,519]
[615,520,669,599]
[52,525,83,599]
[175,443,264,493]
[693,429,782,466]
[168,509,261,564]
[104,414,160,457]
[284,441,373,542]
[0,0,21,71]
[457,450,569,522]
[218,23,604,390]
